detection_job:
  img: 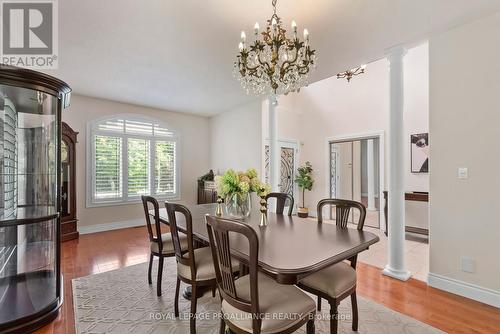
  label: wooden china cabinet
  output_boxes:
[61,122,79,241]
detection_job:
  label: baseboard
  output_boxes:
[79,219,145,235]
[428,272,500,308]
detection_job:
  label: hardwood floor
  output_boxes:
[34,226,500,334]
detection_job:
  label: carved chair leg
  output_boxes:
[219,316,226,334]
[156,256,164,297]
[306,317,315,334]
[329,302,338,334]
[317,296,322,311]
[190,284,198,334]
[351,292,359,331]
[174,277,180,318]
[147,253,153,285]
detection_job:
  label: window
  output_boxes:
[87,114,179,206]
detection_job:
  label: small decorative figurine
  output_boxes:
[216,196,223,217]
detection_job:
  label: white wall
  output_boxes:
[263,43,429,213]
[404,44,430,192]
[428,11,500,306]
[63,94,211,229]
[210,100,263,175]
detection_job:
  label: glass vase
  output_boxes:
[225,192,251,219]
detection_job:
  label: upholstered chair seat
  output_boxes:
[299,262,356,298]
[150,232,188,255]
[177,247,238,281]
[222,273,316,334]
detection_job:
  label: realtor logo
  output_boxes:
[1,0,58,68]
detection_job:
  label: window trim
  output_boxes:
[86,113,181,208]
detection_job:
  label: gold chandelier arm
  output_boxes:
[281,47,300,71]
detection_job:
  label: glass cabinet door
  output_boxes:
[0,85,59,326]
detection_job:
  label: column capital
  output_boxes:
[385,45,407,62]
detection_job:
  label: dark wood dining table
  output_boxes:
[155,203,379,285]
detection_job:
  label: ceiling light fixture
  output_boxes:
[337,65,366,82]
[234,0,317,95]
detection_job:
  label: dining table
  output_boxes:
[155,203,380,289]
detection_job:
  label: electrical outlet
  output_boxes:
[461,256,476,273]
[458,167,468,179]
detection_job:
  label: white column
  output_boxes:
[383,46,411,281]
[268,94,280,192]
[367,139,376,211]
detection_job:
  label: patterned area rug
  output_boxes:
[72,257,443,334]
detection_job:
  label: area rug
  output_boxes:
[72,257,443,334]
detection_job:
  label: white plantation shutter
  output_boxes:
[88,115,179,205]
[94,135,122,199]
[155,140,176,195]
[127,138,150,196]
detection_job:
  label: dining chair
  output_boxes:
[297,198,366,333]
[141,195,188,297]
[265,192,294,216]
[206,215,316,334]
[166,202,237,334]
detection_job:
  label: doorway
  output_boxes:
[264,139,299,211]
[329,137,382,228]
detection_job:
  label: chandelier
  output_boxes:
[233,0,317,95]
[337,65,366,82]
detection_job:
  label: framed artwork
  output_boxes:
[410,133,429,173]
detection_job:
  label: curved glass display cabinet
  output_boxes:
[0,65,71,333]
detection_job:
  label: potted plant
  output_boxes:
[215,168,269,219]
[295,161,314,218]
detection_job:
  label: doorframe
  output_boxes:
[325,131,385,230]
[263,137,300,211]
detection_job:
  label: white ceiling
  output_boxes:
[49,0,500,116]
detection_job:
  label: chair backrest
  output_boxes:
[141,196,164,251]
[205,215,261,333]
[165,202,198,280]
[317,198,366,230]
[265,192,294,216]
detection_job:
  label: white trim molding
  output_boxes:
[428,272,500,308]
[79,219,145,235]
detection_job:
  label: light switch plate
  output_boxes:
[458,167,468,179]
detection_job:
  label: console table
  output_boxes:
[383,191,429,236]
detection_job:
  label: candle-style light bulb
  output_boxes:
[241,31,246,42]
[291,20,297,32]
[238,42,244,52]
[303,28,309,41]
[272,17,277,29]
[254,22,260,35]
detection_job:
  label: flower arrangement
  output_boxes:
[215,168,270,218]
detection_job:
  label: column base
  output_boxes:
[382,265,412,281]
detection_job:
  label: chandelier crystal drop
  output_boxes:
[233,0,317,95]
